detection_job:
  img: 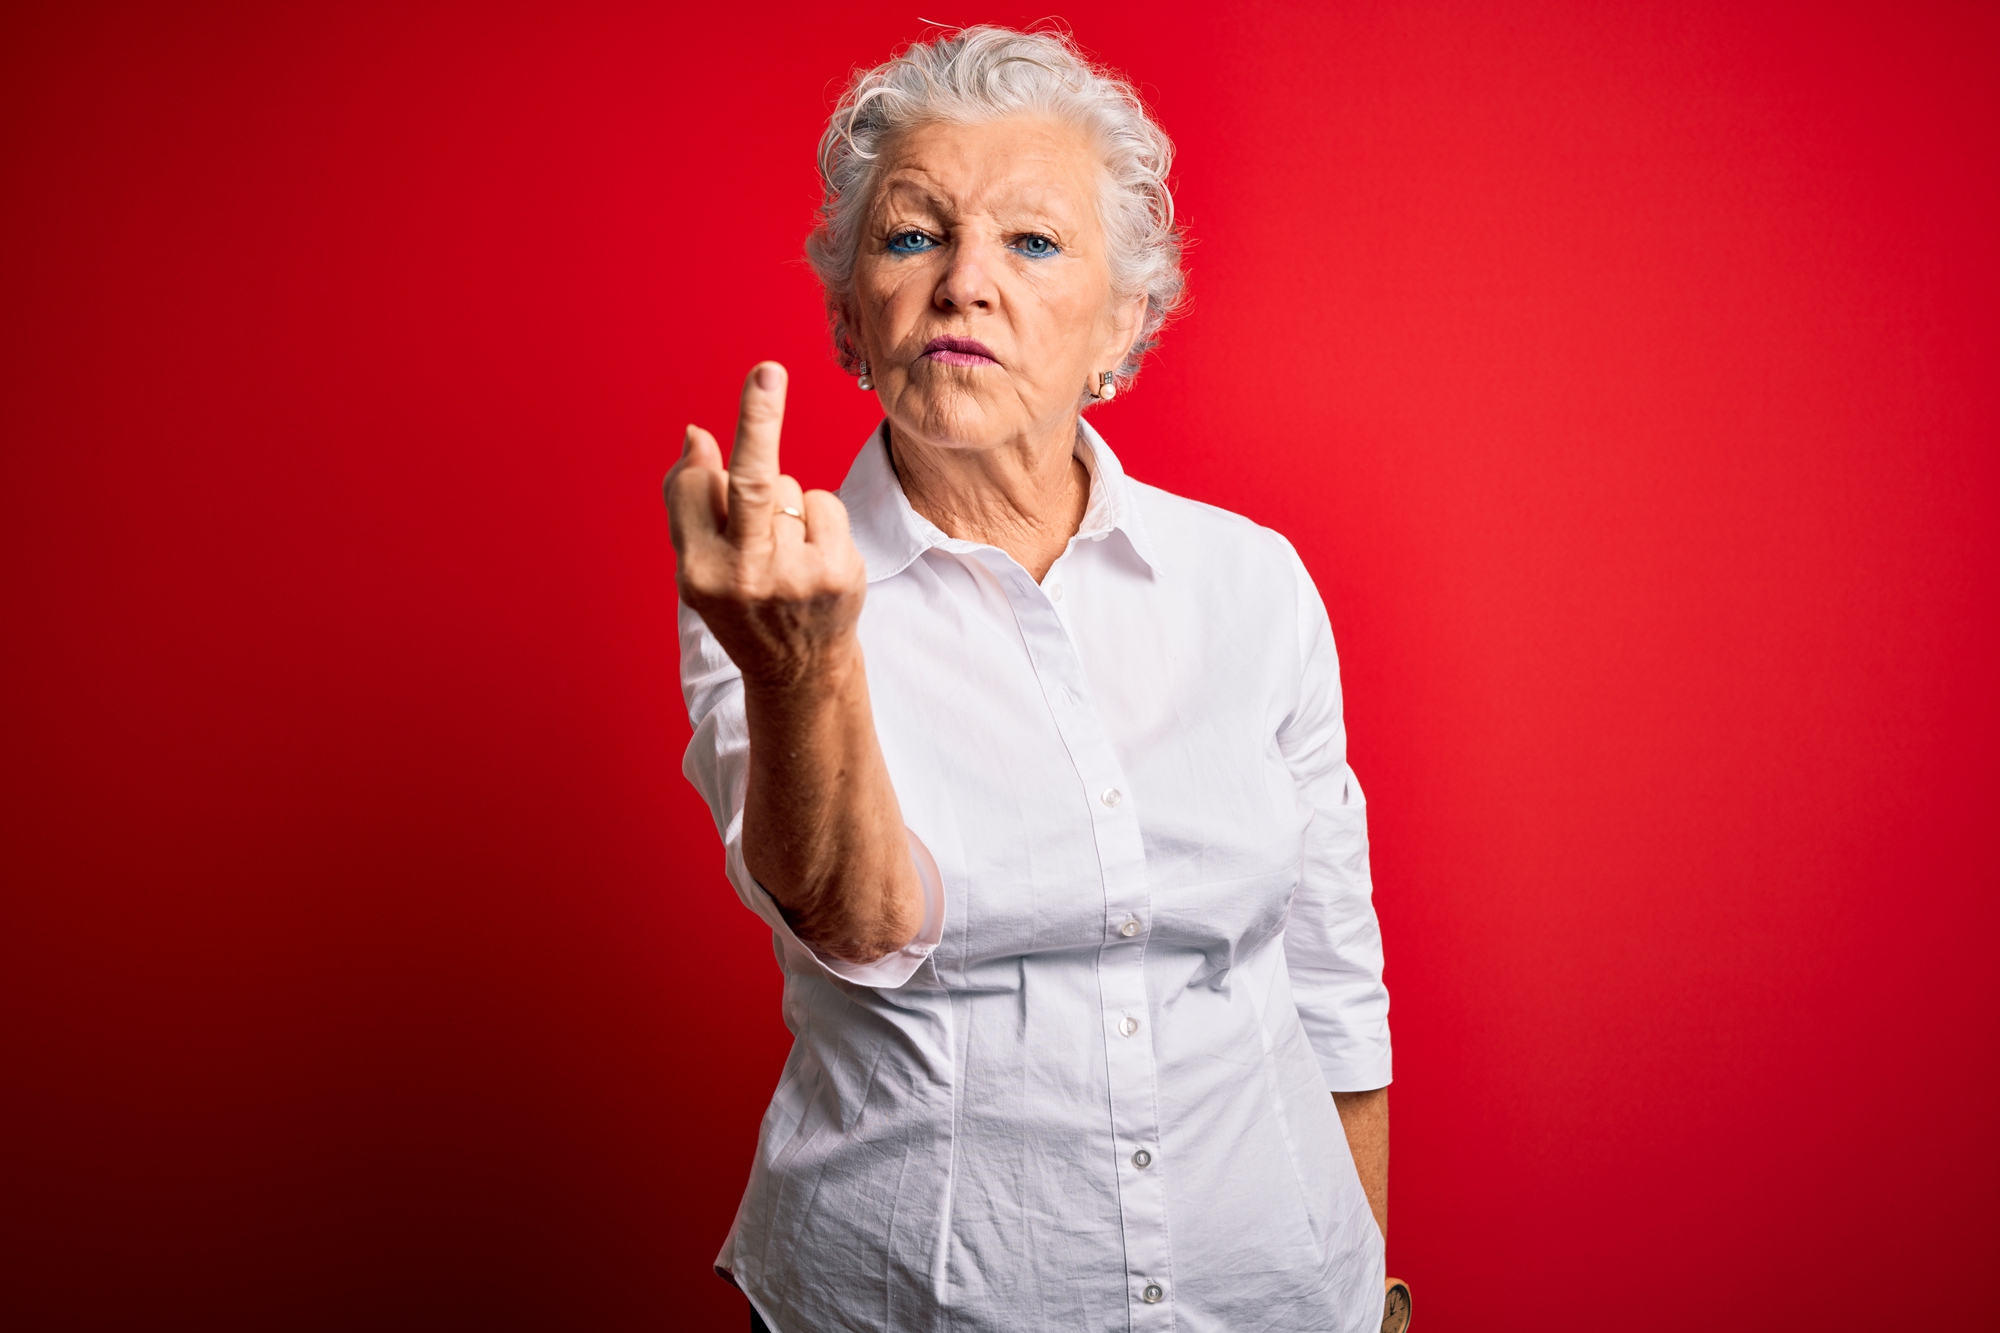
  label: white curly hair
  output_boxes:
[805,26,1186,395]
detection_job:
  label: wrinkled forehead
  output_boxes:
[866,116,1105,230]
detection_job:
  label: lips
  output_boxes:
[921,336,999,368]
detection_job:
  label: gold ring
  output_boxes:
[777,506,807,522]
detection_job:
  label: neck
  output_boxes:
[888,413,1091,583]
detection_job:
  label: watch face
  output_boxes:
[1382,1281,1413,1333]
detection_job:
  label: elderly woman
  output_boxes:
[670,27,1394,1333]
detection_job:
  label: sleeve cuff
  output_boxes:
[1319,1045,1394,1094]
[733,829,945,990]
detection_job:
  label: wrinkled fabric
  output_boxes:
[680,423,1390,1333]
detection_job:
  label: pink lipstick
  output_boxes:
[922,336,999,367]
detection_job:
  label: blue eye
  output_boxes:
[1014,234,1059,258]
[887,230,936,254]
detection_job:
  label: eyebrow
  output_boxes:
[874,177,950,212]
[873,175,1080,228]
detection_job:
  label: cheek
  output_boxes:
[854,264,930,339]
[1023,274,1110,354]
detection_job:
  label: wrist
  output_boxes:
[740,633,865,709]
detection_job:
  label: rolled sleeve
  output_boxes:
[679,602,943,990]
[1273,544,1393,1092]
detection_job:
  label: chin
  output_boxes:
[893,379,1009,451]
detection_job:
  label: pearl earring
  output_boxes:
[857,361,873,391]
[1096,372,1117,401]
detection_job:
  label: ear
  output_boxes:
[1105,293,1149,372]
[837,297,871,370]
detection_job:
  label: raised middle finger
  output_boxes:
[726,361,787,548]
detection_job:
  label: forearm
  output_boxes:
[740,639,922,963]
[1332,1087,1389,1240]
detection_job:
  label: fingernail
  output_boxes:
[754,363,784,392]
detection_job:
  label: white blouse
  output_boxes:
[680,423,1391,1333]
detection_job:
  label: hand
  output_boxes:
[666,362,916,962]
[666,362,867,689]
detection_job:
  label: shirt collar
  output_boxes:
[838,419,1161,584]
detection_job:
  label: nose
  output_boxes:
[934,238,996,313]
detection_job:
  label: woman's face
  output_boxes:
[850,116,1144,454]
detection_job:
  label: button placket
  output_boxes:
[992,553,1174,1321]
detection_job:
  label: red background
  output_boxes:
[4,2,1995,1328]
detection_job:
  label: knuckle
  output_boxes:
[679,555,724,593]
[728,566,774,603]
[767,568,811,603]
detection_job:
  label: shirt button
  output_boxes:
[1118,1015,1140,1037]
[1118,918,1141,938]
[1142,1283,1165,1303]
[1101,788,1122,807]
[1132,1148,1153,1169]
[1048,582,1063,601]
